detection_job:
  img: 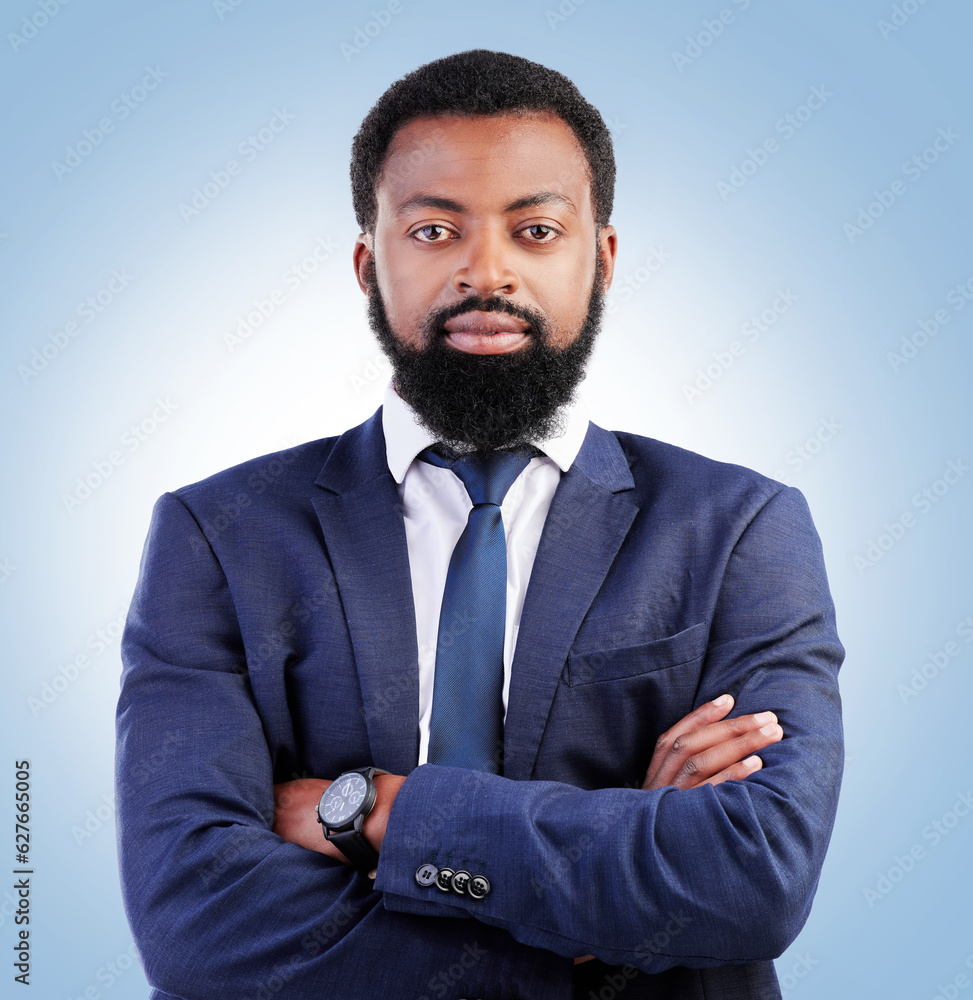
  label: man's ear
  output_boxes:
[353,234,373,295]
[597,224,618,293]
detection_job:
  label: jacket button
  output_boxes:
[467,874,491,899]
[450,869,472,894]
[435,867,455,891]
[414,864,438,887]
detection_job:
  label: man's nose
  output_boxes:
[451,230,519,297]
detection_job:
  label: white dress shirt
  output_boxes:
[381,383,590,765]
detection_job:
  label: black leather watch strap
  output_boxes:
[327,825,379,870]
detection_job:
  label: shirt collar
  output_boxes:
[382,382,590,484]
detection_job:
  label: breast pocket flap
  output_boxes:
[566,622,708,686]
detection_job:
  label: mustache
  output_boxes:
[423,296,549,341]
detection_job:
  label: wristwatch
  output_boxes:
[316,767,386,870]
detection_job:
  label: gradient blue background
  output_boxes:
[2,1,971,996]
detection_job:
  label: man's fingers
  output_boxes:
[666,723,782,790]
[644,704,783,790]
[642,694,735,789]
[698,755,764,788]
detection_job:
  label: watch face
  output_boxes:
[321,773,368,826]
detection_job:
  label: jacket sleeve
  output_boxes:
[375,485,845,973]
[116,492,570,999]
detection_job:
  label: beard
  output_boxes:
[364,254,605,452]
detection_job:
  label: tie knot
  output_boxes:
[421,448,532,507]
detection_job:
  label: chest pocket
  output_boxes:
[565,621,708,686]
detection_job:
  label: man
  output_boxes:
[116,50,843,999]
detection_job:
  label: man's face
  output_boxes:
[354,110,616,451]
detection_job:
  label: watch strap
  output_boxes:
[327,822,380,870]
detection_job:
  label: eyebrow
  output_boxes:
[504,191,577,214]
[394,191,577,217]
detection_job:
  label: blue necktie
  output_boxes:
[421,448,532,773]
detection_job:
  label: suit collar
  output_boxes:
[314,408,389,494]
[570,419,635,494]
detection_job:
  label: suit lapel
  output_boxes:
[503,422,638,781]
[310,409,420,774]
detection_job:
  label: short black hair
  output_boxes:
[350,49,615,233]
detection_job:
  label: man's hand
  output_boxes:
[642,693,782,791]
[276,700,778,965]
[573,695,783,965]
[272,774,407,863]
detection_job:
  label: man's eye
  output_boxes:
[522,225,558,242]
[413,225,452,242]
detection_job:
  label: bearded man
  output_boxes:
[116,49,843,1000]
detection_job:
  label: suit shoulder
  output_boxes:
[168,436,343,518]
[609,429,793,513]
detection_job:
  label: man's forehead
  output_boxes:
[376,111,593,212]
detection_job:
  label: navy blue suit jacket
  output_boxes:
[116,409,844,999]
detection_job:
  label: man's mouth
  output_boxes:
[442,310,531,355]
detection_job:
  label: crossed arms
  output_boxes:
[116,460,843,997]
[272,693,785,863]
[272,695,787,966]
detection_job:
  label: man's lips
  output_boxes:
[442,310,531,355]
